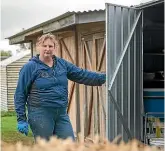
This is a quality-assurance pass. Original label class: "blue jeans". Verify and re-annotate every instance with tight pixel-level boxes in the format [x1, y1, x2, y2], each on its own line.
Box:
[27, 106, 75, 141]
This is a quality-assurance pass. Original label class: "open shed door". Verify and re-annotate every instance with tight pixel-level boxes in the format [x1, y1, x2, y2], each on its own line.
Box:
[106, 4, 143, 141]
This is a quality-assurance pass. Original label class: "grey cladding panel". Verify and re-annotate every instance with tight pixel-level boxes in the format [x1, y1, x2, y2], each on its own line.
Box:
[106, 4, 143, 141]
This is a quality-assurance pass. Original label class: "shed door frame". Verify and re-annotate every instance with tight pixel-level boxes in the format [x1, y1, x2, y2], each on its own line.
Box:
[106, 3, 143, 141]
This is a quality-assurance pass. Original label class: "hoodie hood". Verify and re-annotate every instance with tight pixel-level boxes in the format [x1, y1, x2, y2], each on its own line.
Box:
[29, 55, 41, 64]
[29, 54, 56, 67]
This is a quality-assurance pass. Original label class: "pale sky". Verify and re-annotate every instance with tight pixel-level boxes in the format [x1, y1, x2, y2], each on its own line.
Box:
[1, 0, 148, 53]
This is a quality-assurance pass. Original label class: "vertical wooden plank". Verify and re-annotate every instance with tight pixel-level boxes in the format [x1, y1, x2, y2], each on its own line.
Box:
[84, 41, 92, 70]
[74, 28, 80, 139]
[87, 87, 93, 136]
[97, 39, 106, 71]
[60, 38, 74, 64]
[92, 37, 98, 136]
[80, 38, 85, 141]
[84, 43, 88, 138]
[98, 86, 106, 137]
[58, 33, 77, 138]
[59, 39, 63, 58]
[67, 82, 75, 113]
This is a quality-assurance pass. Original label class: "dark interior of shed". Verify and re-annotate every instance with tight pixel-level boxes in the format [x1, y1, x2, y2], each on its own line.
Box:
[143, 3, 164, 143]
[143, 3, 164, 88]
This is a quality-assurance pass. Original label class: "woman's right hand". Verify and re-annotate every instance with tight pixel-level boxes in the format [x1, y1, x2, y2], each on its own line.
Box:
[17, 121, 29, 136]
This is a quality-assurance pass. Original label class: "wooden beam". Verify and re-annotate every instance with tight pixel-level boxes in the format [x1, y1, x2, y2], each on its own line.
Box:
[87, 87, 93, 135]
[43, 14, 75, 33]
[67, 82, 75, 113]
[98, 86, 106, 137]
[9, 35, 25, 44]
[60, 38, 74, 63]
[97, 38, 105, 71]
[98, 87, 106, 118]
[84, 41, 92, 70]
[92, 38, 99, 135]
[74, 27, 81, 135]
[58, 39, 63, 58]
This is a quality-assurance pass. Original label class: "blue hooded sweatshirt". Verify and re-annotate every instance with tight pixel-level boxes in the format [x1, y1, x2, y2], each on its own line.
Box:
[14, 55, 106, 122]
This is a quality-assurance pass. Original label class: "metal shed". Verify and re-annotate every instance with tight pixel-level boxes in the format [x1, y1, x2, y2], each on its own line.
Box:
[7, 0, 164, 142]
[106, 0, 164, 142]
[1, 50, 31, 111]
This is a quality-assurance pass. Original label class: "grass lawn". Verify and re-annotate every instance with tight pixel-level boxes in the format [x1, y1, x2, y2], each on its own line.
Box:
[1, 113, 34, 145]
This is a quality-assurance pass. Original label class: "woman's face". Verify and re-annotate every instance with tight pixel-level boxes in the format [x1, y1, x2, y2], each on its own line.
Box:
[38, 38, 55, 59]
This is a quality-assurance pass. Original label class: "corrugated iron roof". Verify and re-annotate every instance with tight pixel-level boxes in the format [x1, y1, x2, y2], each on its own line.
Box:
[7, 0, 163, 39]
[7, 9, 105, 39]
[6, 12, 74, 39]
[69, 8, 105, 13]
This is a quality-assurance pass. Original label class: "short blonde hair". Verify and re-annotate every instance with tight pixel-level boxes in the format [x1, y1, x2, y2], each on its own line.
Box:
[36, 33, 57, 47]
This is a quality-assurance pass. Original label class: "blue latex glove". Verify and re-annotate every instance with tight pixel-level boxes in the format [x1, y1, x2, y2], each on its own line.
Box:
[17, 121, 29, 136]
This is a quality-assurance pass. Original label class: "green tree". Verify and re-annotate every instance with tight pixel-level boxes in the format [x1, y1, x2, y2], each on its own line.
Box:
[0, 50, 12, 57]
[0, 50, 12, 61]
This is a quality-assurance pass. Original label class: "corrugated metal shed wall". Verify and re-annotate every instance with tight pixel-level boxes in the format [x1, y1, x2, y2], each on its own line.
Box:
[106, 4, 143, 141]
[1, 53, 31, 111]
[7, 54, 31, 111]
[1, 67, 8, 111]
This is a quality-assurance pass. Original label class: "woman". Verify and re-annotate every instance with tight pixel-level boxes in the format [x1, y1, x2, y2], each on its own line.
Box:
[14, 33, 106, 141]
